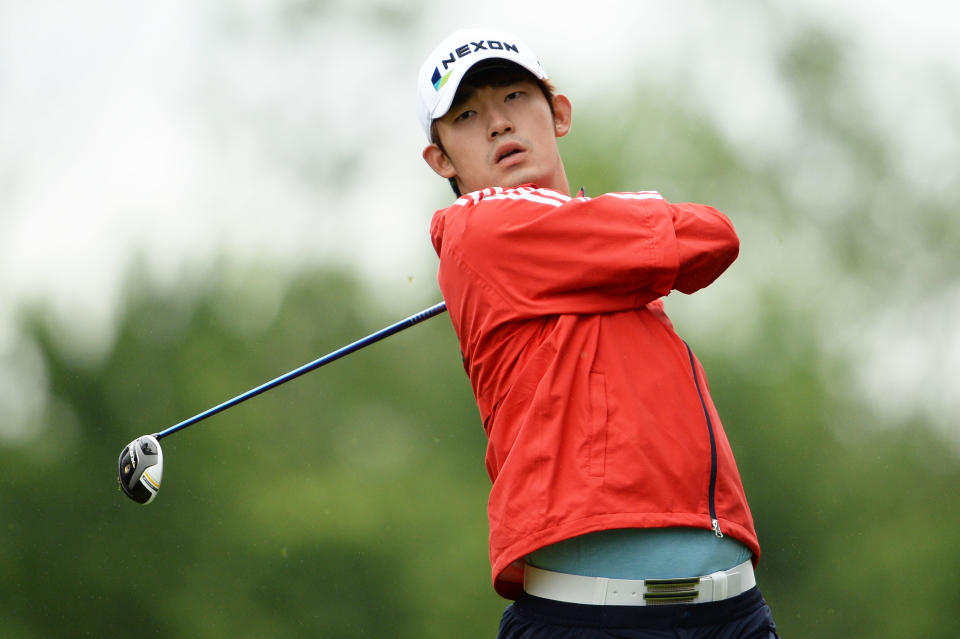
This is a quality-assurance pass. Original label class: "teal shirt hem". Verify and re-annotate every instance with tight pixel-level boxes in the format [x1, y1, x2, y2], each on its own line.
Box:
[526, 527, 753, 579]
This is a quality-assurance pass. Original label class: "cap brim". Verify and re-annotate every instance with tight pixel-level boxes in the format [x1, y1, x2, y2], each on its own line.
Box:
[429, 57, 545, 126]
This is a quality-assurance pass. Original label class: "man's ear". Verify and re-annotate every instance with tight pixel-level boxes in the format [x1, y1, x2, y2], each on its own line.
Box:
[552, 94, 572, 138]
[422, 144, 457, 179]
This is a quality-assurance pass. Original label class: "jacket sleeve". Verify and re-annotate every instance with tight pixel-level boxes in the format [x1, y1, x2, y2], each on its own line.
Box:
[669, 201, 740, 294]
[439, 190, 738, 318]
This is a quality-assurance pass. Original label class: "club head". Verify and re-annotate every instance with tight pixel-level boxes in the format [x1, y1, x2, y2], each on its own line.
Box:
[117, 435, 164, 504]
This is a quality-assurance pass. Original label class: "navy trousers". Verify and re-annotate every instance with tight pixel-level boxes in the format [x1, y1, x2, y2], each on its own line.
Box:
[497, 587, 780, 638]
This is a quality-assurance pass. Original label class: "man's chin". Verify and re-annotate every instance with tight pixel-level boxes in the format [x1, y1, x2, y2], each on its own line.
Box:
[498, 168, 542, 190]
[461, 169, 548, 193]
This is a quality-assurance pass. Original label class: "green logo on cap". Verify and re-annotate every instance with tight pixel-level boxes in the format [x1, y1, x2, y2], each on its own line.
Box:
[432, 68, 453, 91]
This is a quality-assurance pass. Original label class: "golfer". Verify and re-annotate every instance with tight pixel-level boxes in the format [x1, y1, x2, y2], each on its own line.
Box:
[419, 29, 779, 638]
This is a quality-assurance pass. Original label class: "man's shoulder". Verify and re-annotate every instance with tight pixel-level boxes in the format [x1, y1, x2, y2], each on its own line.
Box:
[451, 184, 571, 209]
[431, 185, 569, 252]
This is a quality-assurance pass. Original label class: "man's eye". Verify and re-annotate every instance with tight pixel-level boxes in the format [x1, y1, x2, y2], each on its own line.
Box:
[505, 91, 523, 102]
[455, 110, 475, 122]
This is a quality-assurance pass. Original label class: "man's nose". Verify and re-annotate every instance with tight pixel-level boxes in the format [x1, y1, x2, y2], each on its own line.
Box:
[487, 108, 513, 139]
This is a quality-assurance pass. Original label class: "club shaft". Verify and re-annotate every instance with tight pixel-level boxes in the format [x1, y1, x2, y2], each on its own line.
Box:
[154, 301, 447, 440]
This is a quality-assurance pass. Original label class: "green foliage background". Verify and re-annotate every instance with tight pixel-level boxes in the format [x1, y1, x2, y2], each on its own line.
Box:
[2, 7, 958, 639]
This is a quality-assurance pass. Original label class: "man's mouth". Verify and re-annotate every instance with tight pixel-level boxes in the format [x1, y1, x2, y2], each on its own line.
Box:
[495, 143, 526, 165]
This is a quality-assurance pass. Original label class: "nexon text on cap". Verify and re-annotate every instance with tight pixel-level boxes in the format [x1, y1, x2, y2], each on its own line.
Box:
[417, 28, 548, 140]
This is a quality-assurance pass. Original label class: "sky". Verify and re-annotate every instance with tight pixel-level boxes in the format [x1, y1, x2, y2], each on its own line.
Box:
[1, 0, 958, 440]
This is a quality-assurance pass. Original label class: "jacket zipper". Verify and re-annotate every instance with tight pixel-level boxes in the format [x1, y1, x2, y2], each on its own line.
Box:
[684, 342, 724, 538]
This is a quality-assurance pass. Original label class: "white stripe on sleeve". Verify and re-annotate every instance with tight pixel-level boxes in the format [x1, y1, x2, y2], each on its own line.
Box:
[484, 191, 565, 208]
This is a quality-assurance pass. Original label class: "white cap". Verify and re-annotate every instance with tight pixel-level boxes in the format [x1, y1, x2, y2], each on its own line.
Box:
[417, 28, 548, 140]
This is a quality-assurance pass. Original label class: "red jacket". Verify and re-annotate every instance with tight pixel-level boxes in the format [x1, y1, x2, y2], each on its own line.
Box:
[429, 185, 759, 599]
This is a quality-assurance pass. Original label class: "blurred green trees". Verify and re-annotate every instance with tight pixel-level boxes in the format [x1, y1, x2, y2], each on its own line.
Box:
[1, 259, 956, 637]
[2, 266, 504, 638]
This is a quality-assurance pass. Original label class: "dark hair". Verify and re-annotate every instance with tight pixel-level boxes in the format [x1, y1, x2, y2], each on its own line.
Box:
[430, 62, 557, 197]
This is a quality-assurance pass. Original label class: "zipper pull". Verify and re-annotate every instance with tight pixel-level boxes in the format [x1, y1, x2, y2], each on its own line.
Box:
[712, 518, 724, 538]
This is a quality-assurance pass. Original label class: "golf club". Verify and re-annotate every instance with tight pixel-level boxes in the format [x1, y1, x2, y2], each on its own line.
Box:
[117, 301, 447, 504]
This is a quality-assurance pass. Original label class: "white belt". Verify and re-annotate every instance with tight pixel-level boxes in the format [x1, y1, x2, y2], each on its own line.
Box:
[523, 559, 756, 606]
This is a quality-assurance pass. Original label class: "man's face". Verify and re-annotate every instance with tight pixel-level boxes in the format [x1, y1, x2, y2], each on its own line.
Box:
[423, 77, 572, 195]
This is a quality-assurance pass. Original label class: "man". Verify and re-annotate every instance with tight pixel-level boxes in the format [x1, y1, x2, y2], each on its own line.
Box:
[418, 28, 779, 638]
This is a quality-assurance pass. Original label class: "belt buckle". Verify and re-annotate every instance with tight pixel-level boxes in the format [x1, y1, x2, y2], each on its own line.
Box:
[642, 577, 701, 605]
